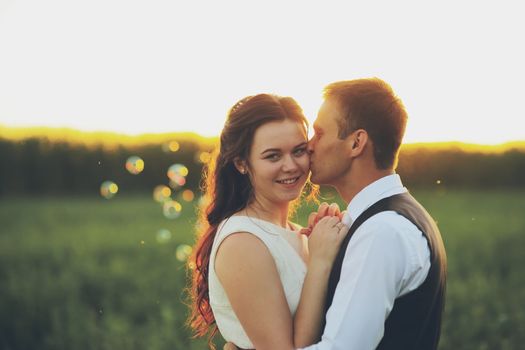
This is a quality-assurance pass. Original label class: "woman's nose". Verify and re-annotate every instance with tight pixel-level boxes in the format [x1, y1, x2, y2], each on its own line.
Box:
[282, 154, 299, 172]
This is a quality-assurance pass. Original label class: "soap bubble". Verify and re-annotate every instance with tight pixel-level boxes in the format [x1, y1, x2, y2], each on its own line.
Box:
[153, 185, 172, 203]
[125, 156, 144, 175]
[162, 141, 180, 153]
[195, 151, 212, 164]
[176, 244, 193, 262]
[163, 200, 182, 219]
[156, 229, 172, 243]
[168, 164, 188, 180]
[100, 181, 118, 199]
[169, 176, 186, 189]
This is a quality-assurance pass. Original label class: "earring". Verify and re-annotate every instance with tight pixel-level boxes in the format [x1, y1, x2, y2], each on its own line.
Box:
[240, 168, 246, 174]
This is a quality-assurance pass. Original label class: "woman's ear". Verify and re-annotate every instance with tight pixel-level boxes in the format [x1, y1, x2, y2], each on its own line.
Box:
[233, 158, 247, 174]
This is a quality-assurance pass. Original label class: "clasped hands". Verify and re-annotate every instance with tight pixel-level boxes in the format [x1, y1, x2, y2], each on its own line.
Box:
[299, 202, 346, 237]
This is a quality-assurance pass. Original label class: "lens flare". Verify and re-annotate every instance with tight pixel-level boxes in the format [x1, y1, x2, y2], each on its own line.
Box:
[125, 156, 144, 175]
[156, 229, 172, 243]
[176, 244, 193, 262]
[153, 185, 172, 202]
[100, 181, 118, 199]
[163, 200, 182, 219]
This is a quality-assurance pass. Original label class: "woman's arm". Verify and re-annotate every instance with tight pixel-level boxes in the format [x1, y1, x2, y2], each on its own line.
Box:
[216, 217, 348, 350]
[215, 232, 295, 350]
[293, 216, 349, 348]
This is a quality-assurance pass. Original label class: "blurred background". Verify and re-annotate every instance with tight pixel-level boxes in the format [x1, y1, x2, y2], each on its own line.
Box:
[1, 1, 525, 349]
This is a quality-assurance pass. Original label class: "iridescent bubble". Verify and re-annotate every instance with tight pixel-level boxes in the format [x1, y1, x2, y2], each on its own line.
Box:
[169, 176, 186, 189]
[167, 164, 189, 180]
[162, 140, 180, 153]
[126, 156, 144, 175]
[182, 189, 195, 202]
[156, 229, 172, 243]
[153, 185, 172, 203]
[195, 151, 212, 164]
[100, 181, 118, 199]
[163, 200, 182, 219]
[176, 244, 193, 262]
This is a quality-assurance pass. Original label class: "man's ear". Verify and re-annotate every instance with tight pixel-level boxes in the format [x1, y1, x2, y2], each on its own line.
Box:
[349, 129, 368, 157]
[233, 157, 247, 174]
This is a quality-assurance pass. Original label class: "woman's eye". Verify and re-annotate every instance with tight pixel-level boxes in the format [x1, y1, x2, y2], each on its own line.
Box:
[266, 154, 280, 161]
[293, 148, 307, 156]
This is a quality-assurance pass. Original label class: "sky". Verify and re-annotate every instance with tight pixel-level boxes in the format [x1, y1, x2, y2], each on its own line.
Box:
[0, 0, 523, 144]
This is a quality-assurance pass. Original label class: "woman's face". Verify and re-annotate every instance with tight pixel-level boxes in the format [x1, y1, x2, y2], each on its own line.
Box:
[245, 119, 310, 206]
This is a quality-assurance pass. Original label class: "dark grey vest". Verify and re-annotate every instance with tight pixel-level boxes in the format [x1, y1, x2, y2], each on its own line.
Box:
[324, 192, 447, 350]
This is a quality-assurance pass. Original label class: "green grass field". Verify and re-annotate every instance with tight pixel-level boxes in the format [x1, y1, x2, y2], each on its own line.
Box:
[1, 189, 524, 350]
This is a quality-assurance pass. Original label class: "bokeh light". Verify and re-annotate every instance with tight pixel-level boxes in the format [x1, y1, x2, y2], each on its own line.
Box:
[182, 189, 195, 202]
[100, 181, 118, 199]
[167, 163, 189, 189]
[168, 164, 188, 179]
[156, 229, 172, 243]
[195, 151, 212, 164]
[176, 244, 193, 262]
[163, 200, 182, 219]
[169, 177, 186, 189]
[162, 141, 180, 153]
[153, 185, 172, 203]
[125, 156, 144, 175]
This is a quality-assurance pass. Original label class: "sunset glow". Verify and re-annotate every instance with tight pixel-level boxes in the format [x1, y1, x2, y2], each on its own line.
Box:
[1, 1, 523, 145]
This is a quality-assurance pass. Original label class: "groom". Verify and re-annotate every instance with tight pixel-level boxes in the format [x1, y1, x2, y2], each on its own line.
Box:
[300, 77, 447, 349]
[227, 78, 447, 349]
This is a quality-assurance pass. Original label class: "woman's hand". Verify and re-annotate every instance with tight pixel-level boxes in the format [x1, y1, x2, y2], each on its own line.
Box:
[307, 216, 349, 267]
[300, 202, 346, 236]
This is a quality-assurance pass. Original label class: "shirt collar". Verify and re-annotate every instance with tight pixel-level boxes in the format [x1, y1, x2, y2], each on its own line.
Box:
[341, 174, 407, 226]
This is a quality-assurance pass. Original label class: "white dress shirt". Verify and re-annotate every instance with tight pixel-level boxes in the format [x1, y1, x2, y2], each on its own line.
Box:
[301, 174, 431, 350]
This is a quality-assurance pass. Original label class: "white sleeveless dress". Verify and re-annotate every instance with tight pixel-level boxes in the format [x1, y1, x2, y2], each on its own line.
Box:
[208, 216, 307, 349]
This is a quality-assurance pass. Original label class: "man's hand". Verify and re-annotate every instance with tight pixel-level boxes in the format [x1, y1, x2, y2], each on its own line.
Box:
[300, 202, 344, 236]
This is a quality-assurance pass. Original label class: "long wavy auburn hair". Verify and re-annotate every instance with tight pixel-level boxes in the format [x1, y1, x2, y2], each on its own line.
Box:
[186, 93, 312, 348]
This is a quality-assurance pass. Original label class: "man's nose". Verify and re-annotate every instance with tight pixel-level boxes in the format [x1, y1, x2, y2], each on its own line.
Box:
[307, 138, 315, 154]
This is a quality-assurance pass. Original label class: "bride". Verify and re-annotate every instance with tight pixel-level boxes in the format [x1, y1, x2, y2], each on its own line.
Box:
[188, 93, 347, 349]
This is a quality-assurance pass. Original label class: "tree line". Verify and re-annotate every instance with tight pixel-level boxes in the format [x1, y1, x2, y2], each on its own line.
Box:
[0, 137, 524, 196]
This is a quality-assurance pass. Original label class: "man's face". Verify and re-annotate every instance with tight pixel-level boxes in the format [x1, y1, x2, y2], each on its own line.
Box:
[308, 98, 352, 185]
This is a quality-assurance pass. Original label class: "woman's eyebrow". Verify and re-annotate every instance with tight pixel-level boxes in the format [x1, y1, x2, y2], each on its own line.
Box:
[293, 142, 308, 149]
[261, 148, 281, 155]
